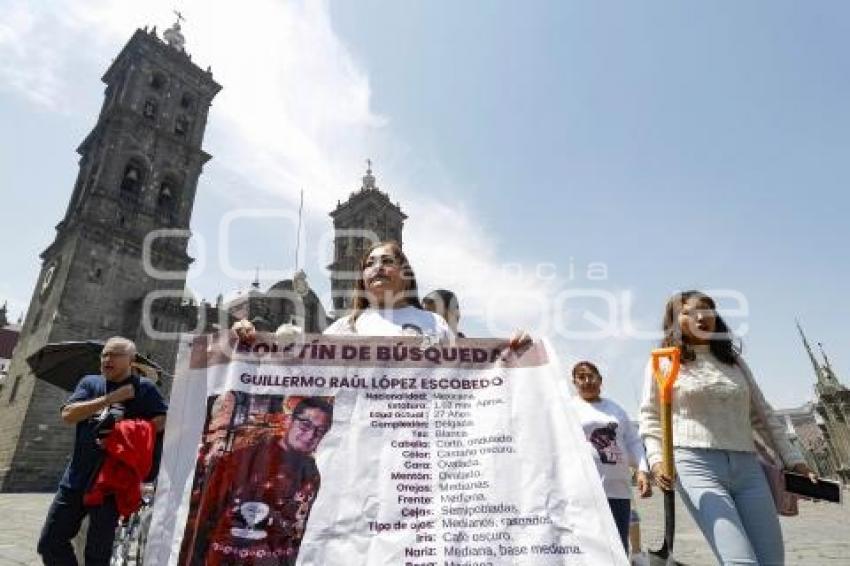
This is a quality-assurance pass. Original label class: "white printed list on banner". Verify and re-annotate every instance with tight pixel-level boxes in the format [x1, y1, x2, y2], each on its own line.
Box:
[144, 333, 628, 566]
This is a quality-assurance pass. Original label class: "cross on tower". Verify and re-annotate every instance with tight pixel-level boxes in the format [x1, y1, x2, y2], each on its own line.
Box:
[174, 9, 186, 23]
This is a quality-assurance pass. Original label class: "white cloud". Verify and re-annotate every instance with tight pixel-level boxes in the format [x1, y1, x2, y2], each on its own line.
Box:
[0, 0, 383, 203]
[404, 198, 560, 335]
[0, 3, 66, 108]
[0, 0, 558, 338]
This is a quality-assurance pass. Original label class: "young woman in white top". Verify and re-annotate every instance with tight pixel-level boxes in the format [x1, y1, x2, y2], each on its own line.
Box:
[233, 241, 531, 345]
[324, 241, 453, 340]
[231, 241, 452, 341]
[639, 290, 816, 565]
[323, 241, 533, 346]
[570, 361, 652, 554]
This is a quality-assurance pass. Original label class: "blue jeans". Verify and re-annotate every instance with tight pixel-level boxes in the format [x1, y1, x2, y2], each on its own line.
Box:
[675, 447, 784, 565]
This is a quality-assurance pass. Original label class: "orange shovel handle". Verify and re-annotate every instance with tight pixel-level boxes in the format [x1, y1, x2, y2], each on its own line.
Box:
[652, 346, 681, 404]
[651, 346, 681, 483]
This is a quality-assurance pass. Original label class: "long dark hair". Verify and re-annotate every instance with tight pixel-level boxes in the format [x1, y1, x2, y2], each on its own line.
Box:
[661, 290, 739, 365]
[350, 240, 422, 326]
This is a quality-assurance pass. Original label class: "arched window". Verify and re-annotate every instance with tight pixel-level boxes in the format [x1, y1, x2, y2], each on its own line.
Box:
[180, 92, 195, 110]
[150, 72, 166, 90]
[157, 178, 178, 210]
[143, 99, 157, 119]
[88, 265, 103, 283]
[120, 162, 144, 193]
[174, 115, 190, 136]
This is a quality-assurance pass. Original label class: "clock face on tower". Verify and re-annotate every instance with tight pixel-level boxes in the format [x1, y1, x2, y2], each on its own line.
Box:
[40, 258, 60, 299]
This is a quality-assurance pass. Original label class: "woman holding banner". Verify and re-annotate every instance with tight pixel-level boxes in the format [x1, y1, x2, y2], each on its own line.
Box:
[570, 361, 652, 554]
[233, 241, 529, 346]
[639, 290, 816, 565]
[324, 241, 454, 340]
[232, 240, 533, 364]
[323, 241, 529, 347]
[232, 242, 452, 340]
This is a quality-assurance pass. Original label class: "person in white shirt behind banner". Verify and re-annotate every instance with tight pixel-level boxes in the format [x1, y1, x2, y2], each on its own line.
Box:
[569, 361, 652, 555]
[423, 289, 466, 338]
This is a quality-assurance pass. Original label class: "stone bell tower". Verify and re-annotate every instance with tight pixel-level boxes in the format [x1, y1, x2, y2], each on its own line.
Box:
[0, 21, 220, 491]
[328, 163, 407, 315]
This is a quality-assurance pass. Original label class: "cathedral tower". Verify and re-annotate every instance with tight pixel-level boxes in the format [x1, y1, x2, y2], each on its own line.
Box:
[0, 22, 220, 491]
[328, 163, 407, 315]
[797, 321, 850, 483]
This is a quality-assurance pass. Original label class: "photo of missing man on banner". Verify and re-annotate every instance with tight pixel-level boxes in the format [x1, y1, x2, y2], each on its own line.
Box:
[178, 393, 334, 566]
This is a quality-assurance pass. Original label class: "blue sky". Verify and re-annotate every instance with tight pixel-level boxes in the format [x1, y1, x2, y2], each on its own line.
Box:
[1, 1, 848, 412]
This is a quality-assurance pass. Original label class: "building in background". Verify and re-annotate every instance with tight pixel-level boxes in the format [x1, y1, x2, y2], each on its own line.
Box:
[779, 323, 850, 484]
[0, 23, 404, 492]
[0, 304, 21, 395]
[0, 21, 221, 491]
[774, 403, 835, 479]
[328, 162, 406, 315]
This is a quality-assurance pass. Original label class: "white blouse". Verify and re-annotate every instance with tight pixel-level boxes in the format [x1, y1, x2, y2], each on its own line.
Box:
[639, 345, 804, 468]
[324, 306, 454, 342]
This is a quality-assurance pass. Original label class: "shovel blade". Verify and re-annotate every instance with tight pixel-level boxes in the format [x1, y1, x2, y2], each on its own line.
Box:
[648, 490, 682, 565]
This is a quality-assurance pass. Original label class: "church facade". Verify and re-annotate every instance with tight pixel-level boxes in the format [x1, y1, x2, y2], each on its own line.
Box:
[775, 324, 850, 484]
[0, 24, 404, 491]
[0, 304, 21, 389]
[0, 23, 220, 491]
[790, 323, 850, 483]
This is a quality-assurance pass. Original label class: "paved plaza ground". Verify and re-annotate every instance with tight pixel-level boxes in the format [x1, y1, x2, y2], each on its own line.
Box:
[634, 490, 850, 565]
[0, 490, 847, 565]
